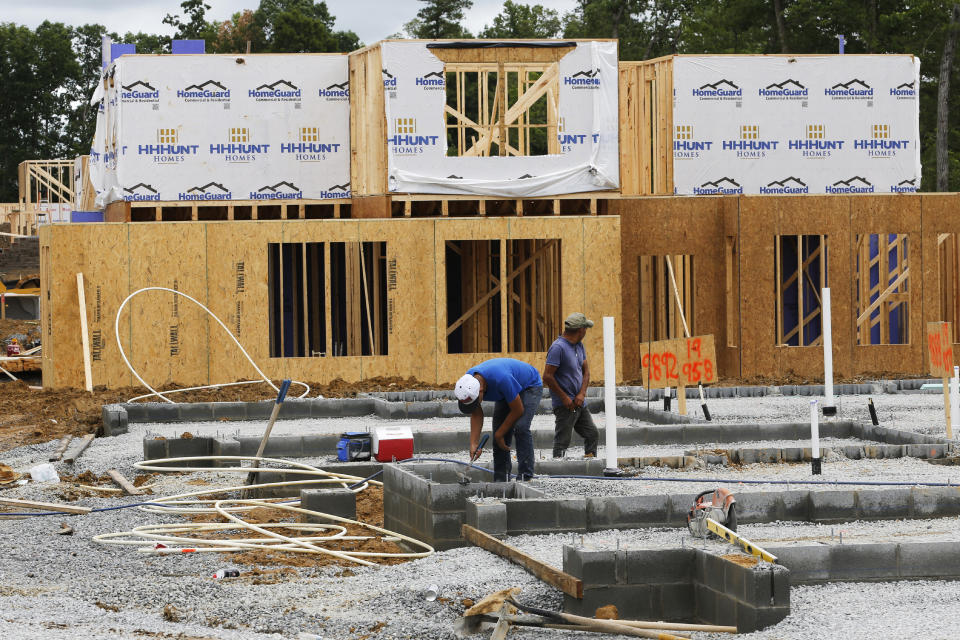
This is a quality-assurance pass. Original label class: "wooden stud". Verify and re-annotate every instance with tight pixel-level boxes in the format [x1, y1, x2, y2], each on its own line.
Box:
[106, 469, 143, 496]
[0, 498, 91, 515]
[76, 272, 93, 392]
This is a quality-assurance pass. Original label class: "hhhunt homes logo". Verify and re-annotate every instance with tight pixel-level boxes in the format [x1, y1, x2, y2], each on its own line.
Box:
[123, 183, 160, 202]
[760, 177, 809, 195]
[890, 80, 916, 99]
[855, 124, 910, 158]
[282, 127, 342, 161]
[250, 181, 302, 200]
[178, 79, 230, 102]
[388, 117, 438, 154]
[890, 178, 918, 193]
[249, 80, 301, 102]
[179, 182, 231, 201]
[825, 78, 873, 100]
[788, 124, 844, 158]
[416, 71, 445, 90]
[322, 181, 350, 199]
[121, 80, 159, 103]
[759, 79, 808, 100]
[673, 124, 712, 159]
[382, 68, 397, 90]
[826, 176, 874, 194]
[693, 79, 742, 101]
[565, 68, 600, 89]
[723, 124, 778, 158]
[693, 177, 743, 195]
[210, 127, 269, 162]
[319, 80, 349, 100]
[137, 128, 199, 163]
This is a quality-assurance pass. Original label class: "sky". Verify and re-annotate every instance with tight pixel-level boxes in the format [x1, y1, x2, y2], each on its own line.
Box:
[0, 0, 580, 44]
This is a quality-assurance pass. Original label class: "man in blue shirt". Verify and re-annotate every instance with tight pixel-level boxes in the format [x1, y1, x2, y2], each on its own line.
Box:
[455, 358, 543, 481]
[543, 312, 599, 458]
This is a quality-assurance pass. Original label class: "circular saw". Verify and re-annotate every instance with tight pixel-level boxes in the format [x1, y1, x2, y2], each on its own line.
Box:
[687, 488, 737, 538]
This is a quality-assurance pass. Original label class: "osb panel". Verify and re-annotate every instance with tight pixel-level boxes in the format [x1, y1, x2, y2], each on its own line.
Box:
[82, 224, 131, 388]
[126, 223, 210, 387]
[618, 197, 725, 381]
[582, 216, 622, 383]
[41, 226, 82, 388]
[720, 196, 741, 377]
[921, 194, 960, 372]
[203, 221, 274, 385]
[850, 195, 923, 374]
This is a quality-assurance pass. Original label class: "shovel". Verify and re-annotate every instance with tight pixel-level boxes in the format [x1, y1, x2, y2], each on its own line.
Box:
[245, 379, 292, 488]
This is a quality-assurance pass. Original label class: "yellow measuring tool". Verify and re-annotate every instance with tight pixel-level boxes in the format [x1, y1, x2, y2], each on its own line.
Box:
[707, 518, 778, 563]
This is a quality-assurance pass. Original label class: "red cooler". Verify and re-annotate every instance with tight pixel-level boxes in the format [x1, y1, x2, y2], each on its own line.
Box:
[372, 426, 414, 462]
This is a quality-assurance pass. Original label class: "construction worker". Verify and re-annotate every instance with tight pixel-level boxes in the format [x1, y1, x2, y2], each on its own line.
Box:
[543, 312, 599, 458]
[456, 358, 543, 481]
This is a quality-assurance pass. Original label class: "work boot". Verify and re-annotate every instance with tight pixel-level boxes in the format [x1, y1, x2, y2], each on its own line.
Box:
[552, 448, 566, 458]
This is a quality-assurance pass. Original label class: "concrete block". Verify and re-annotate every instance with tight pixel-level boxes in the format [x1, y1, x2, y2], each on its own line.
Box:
[179, 403, 215, 421]
[505, 499, 560, 532]
[130, 402, 180, 422]
[643, 425, 684, 445]
[311, 399, 343, 418]
[754, 605, 790, 631]
[722, 423, 761, 443]
[374, 398, 407, 419]
[142, 437, 167, 460]
[626, 548, 694, 584]
[440, 401, 463, 418]
[829, 543, 898, 581]
[556, 498, 588, 532]
[465, 501, 507, 536]
[572, 585, 656, 620]
[342, 398, 376, 417]
[857, 488, 912, 519]
[912, 486, 960, 518]
[427, 511, 465, 540]
[211, 438, 241, 466]
[738, 448, 758, 465]
[809, 490, 857, 523]
[782, 447, 803, 463]
[656, 583, 695, 621]
[898, 541, 960, 578]
[427, 482, 468, 512]
[587, 495, 670, 530]
[760, 423, 799, 440]
[245, 401, 273, 419]
[101, 406, 129, 436]
[778, 490, 812, 521]
[565, 548, 617, 584]
[211, 402, 247, 421]
[769, 545, 830, 583]
[302, 434, 336, 456]
[736, 492, 779, 523]
[756, 447, 782, 464]
[300, 488, 356, 522]
[693, 583, 718, 625]
[407, 402, 442, 419]
[681, 424, 722, 443]
[166, 436, 212, 461]
[261, 436, 304, 458]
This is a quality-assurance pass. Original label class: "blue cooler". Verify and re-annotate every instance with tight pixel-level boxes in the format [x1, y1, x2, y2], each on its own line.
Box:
[336, 432, 372, 462]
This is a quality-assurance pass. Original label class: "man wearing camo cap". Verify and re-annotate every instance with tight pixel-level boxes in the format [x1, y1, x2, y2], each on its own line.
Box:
[543, 312, 599, 458]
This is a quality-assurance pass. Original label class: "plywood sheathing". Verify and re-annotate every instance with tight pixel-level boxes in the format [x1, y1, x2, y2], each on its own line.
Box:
[922, 193, 960, 374]
[42, 216, 613, 389]
[850, 195, 922, 373]
[618, 197, 728, 382]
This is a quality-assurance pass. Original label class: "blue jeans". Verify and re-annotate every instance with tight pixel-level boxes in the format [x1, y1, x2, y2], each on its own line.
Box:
[491, 385, 541, 481]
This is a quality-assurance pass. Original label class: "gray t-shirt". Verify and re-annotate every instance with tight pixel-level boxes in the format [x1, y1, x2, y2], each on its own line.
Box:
[545, 336, 586, 409]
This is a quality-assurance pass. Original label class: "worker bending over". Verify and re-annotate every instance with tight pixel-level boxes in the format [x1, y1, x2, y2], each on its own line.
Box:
[455, 358, 543, 481]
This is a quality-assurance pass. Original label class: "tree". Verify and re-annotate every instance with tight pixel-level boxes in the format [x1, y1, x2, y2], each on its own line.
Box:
[480, 1, 562, 38]
[404, 0, 473, 39]
[254, 0, 359, 52]
[163, 0, 215, 41]
[937, 3, 960, 190]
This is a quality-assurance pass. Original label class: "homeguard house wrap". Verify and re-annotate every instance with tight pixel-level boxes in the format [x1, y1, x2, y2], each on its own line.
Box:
[35, 40, 953, 390]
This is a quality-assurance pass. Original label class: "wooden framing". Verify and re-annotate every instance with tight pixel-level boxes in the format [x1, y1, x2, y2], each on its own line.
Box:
[638, 254, 695, 343]
[40, 215, 619, 389]
[938, 233, 960, 342]
[774, 234, 827, 347]
[106, 198, 352, 223]
[618, 57, 673, 196]
[855, 233, 909, 345]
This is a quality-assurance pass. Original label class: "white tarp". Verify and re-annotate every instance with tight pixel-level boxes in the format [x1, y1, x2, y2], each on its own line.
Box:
[380, 41, 619, 197]
[672, 55, 921, 195]
[91, 54, 350, 206]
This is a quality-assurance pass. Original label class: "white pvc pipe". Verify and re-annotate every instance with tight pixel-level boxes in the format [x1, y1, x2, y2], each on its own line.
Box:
[810, 399, 820, 459]
[952, 366, 960, 430]
[603, 316, 618, 471]
[822, 288, 835, 411]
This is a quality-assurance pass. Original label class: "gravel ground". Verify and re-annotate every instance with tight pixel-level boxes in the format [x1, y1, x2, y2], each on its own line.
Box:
[3, 387, 960, 639]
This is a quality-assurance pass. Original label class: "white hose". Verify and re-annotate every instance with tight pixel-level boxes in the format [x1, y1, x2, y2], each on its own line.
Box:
[114, 286, 311, 403]
[94, 455, 434, 566]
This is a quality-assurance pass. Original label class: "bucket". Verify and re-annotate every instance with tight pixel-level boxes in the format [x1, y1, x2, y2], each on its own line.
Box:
[336, 432, 372, 462]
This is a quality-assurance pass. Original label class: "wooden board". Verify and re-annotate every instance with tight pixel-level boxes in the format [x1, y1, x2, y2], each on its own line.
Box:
[462, 524, 583, 599]
[639, 335, 717, 389]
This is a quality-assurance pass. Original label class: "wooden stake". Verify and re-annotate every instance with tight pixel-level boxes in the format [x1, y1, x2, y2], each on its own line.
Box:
[0, 498, 91, 514]
[677, 382, 687, 415]
[76, 273, 93, 392]
[462, 525, 583, 599]
[49, 435, 73, 462]
[106, 469, 143, 496]
[63, 433, 94, 464]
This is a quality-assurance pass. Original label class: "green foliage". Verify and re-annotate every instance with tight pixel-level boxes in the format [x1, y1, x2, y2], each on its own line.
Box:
[404, 0, 474, 39]
[479, 1, 562, 38]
